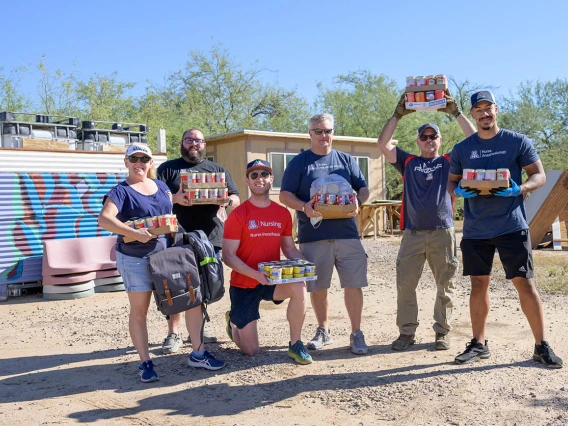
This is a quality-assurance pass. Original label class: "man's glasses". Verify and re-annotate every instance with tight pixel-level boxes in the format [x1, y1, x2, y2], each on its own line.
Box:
[248, 171, 271, 180]
[310, 128, 333, 135]
[419, 134, 439, 141]
[183, 138, 205, 145]
[127, 156, 151, 163]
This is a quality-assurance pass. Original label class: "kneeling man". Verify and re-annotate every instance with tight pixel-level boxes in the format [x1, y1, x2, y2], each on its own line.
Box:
[222, 159, 312, 365]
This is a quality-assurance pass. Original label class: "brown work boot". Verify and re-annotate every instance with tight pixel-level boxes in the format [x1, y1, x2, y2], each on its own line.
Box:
[435, 332, 450, 350]
[392, 334, 415, 351]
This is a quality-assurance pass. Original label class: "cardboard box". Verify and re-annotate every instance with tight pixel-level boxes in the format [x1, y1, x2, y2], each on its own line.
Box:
[267, 275, 318, 285]
[406, 83, 447, 92]
[461, 179, 509, 196]
[182, 182, 228, 190]
[405, 98, 446, 112]
[314, 202, 357, 219]
[188, 198, 230, 205]
[124, 224, 178, 243]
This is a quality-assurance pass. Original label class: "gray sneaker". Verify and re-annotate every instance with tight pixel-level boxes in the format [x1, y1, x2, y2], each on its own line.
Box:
[162, 333, 182, 354]
[435, 332, 450, 350]
[307, 327, 333, 350]
[350, 330, 368, 355]
[187, 328, 218, 344]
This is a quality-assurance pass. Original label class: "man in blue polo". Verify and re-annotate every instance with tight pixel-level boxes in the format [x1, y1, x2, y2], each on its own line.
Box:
[377, 92, 476, 351]
[280, 113, 370, 355]
[447, 90, 562, 368]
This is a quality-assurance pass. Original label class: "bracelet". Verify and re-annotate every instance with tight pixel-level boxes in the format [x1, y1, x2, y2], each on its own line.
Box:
[301, 202, 306, 213]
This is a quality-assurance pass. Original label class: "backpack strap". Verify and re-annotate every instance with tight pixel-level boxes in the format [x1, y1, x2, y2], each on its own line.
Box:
[163, 279, 173, 306]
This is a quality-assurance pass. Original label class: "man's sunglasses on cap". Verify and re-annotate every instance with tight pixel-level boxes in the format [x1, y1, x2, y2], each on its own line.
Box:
[419, 134, 439, 141]
[127, 155, 152, 163]
[249, 171, 271, 180]
[311, 128, 333, 135]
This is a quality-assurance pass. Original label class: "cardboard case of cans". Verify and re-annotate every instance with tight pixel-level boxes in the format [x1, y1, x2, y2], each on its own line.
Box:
[258, 259, 318, 284]
[180, 171, 230, 205]
[405, 74, 448, 112]
[313, 192, 357, 219]
[461, 168, 510, 195]
[123, 214, 178, 243]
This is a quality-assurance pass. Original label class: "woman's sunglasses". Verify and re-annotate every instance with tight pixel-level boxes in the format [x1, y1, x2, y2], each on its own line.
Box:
[248, 171, 271, 180]
[127, 155, 151, 163]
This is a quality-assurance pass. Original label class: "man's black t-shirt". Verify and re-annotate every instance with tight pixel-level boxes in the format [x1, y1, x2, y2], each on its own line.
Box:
[157, 158, 239, 249]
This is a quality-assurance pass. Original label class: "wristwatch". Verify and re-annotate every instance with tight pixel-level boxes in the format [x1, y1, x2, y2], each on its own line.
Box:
[227, 198, 233, 206]
[455, 110, 463, 118]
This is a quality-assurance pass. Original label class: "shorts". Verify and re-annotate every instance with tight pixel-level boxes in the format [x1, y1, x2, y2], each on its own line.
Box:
[116, 251, 155, 293]
[299, 239, 368, 292]
[229, 285, 284, 329]
[460, 229, 534, 279]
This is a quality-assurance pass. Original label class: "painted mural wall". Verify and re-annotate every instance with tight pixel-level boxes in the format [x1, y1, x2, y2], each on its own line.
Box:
[0, 172, 125, 288]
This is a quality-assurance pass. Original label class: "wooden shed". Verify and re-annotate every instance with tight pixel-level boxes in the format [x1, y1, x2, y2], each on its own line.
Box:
[204, 129, 386, 235]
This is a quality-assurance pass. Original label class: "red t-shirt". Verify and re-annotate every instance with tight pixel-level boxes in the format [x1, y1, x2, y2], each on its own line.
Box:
[223, 200, 293, 289]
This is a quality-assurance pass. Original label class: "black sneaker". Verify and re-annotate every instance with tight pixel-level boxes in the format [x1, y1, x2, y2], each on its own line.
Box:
[454, 338, 490, 364]
[533, 341, 563, 369]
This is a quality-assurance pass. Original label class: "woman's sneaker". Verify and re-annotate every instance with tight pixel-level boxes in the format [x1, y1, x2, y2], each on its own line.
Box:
[138, 360, 159, 383]
[288, 340, 313, 365]
[455, 338, 490, 364]
[188, 351, 226, 371]
[162, 333, 183, 354]
[533, 341, 563, 369]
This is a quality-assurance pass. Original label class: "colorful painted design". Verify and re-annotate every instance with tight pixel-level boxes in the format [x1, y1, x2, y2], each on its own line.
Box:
[0, 172, 125, 285]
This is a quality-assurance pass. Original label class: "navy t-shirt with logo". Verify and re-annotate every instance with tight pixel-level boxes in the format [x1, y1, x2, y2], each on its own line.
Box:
[280, 149, 367, 244]
[157, 158, 239, 249]
[449, 129, 539, 239]
[392, 147, 453, 231]
[105, 179, 172, 257]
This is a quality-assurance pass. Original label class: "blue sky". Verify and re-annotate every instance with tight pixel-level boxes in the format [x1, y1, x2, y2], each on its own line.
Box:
[3, 0, 567, 106]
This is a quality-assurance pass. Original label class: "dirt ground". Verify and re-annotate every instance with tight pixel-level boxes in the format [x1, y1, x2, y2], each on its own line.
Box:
[1, 235, 567, 426]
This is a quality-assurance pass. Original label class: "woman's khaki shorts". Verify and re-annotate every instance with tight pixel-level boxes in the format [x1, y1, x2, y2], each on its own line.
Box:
[299, 239, 368, 292]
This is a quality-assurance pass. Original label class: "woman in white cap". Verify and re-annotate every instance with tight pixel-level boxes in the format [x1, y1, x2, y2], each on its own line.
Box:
[99, 144, 226, 382]
[99, 144, 170, 382]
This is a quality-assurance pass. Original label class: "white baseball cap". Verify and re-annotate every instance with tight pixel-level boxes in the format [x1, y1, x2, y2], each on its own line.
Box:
[125, 144, 153, 158]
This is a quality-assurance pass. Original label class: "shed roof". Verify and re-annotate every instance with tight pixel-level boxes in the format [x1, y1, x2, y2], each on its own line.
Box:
[206, 129, 378, 144]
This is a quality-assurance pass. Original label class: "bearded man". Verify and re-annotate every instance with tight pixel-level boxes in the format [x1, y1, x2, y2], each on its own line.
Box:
[156, 128, 240, 354]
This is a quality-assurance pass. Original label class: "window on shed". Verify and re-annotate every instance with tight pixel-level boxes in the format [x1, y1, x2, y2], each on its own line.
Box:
[353, 156, 369, 183]
[271, 153, 296, 189]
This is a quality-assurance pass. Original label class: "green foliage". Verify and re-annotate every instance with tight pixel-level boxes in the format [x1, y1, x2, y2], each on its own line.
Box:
[1, 51, 566, 181]
[0, 66, 31, 112]
[75, 72, 136, 122]
[499, 79, 568, 171]
[165, 45, 310, 138]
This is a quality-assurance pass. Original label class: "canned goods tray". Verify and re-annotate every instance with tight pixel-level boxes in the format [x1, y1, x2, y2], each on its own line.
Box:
[405, 98, 446, 112]
[314, 202, 357, 219]
[267, 275, 318, 285]
[461, 179, 509, 196]
[183, 182, 228, 190]
[124, 224, 179, 243]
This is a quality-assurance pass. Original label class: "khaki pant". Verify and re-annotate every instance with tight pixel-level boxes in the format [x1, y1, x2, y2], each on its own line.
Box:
[396, 228, 458, 335]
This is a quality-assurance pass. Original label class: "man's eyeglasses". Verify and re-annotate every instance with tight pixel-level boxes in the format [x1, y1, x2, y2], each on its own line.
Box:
[183, 138, 205, 145]
[127, 155, 151, 163]
[248, 171, 271, 180]
[419, 134, 439, 141]
[310, 128, 333, 135]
